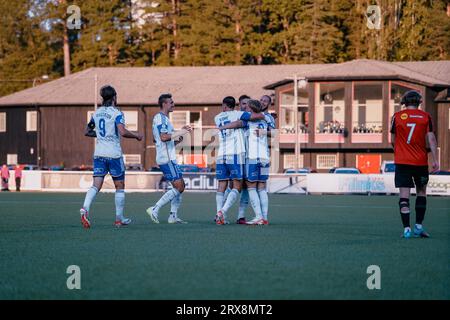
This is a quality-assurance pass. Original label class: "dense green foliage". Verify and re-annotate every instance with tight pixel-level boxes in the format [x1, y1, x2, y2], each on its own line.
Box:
[1, 0, 449, 96]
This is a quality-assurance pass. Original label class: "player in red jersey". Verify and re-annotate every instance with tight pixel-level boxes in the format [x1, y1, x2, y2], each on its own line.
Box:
[390, 91, 439, 238]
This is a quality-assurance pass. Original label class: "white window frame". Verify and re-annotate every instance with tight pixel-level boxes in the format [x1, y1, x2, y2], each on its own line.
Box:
[26, 111, 37, 132]
[170, 110, 202, 129]
[0, 112, 6, 132]
[7, 154, 18, 165]
[122, 111, 138, 131]
[123, 154, 141, 164]
[283, 153, 304, 169]
[316, 154, 338, 169]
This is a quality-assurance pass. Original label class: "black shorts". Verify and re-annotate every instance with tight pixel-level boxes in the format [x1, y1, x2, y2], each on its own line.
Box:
[394, 164, 429, 188]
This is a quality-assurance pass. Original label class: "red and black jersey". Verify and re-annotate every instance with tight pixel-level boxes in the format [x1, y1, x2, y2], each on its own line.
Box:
[390, 109, 433, 166]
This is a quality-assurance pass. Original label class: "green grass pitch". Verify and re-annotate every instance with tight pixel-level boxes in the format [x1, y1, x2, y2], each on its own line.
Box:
[0, 192, 448, 300]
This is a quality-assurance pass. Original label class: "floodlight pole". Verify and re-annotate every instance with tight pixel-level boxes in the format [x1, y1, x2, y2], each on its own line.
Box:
[94, 72, 98, 111]
[293, 74, 299, 171]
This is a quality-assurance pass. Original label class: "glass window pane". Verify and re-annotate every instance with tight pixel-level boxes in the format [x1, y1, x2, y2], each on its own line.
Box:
[352, 83, 383, 134]
[315, 83, 345, 134]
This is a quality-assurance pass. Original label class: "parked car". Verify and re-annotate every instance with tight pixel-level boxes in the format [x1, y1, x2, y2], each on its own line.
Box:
[178, 164, 201, 173]
[126, 164, 143, 171]
[284, 168, 311, 174]
[23, 164, 39, 170]
[430, 170, 450, 175]
[332, 167, 361, 174]
[380, 161, 395, 174]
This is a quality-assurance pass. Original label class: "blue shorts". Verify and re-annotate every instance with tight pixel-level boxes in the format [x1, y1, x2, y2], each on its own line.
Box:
[216, 163, 244, 180]
[159, 161, 183, 182]
[93, 157, 125, 181]
[246, 162, 270, 182]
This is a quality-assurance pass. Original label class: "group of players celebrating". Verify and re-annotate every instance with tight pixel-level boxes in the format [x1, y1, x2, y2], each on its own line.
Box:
[79, 85, 439, 238]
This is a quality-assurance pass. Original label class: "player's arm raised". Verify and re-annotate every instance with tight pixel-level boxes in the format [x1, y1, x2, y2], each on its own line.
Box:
[117, 123, 143, 141]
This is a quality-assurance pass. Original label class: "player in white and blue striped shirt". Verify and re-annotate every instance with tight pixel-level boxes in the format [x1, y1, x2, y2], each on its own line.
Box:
[146, 94, 192, 224]
[214, 96, 265, 225]
[80, 85, 143, 229]
[218, 99, 273, 225]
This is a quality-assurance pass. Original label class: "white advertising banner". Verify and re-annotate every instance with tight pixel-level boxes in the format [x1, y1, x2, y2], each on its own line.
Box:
[6, 170, 42, 191]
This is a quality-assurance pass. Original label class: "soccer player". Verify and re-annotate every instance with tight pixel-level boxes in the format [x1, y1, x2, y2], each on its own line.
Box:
[214, 96, 264, 225]
[218, 99, 270, 225]
[258, 95, 276, 223]
[146, 93, 192, 224]
[236, 95, 251, 224]
[80, 85, 143, 229]
[390, 90, 439, 238]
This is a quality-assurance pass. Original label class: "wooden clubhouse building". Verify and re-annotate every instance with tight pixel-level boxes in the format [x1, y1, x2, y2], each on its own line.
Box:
[0, 59, 449, 172]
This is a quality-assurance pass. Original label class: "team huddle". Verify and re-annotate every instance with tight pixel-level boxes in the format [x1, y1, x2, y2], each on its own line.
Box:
[79, 86, 276, 228]
[79, 86, 439, 238]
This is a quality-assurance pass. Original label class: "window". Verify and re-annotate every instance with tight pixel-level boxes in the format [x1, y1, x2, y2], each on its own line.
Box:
[315, 83, 346, 143]
[123, 111, 138, 131]
[170, 111, 202, 129]
[123, 154, 141, 164]
[0, 112, 6, 132]
[280, 89, 309, 134]
[283, 153, 304, 169]
[316, 154, 337, 169]
[7, 154, 17, 165]
[26, 111, 37, 131]
[352, 82, 383, 143]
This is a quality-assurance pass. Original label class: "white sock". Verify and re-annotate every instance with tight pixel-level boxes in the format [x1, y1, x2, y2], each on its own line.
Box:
[248, 188, 263, 219]
[155, 188, 180, 213]
[404, 227, 411, 232]
[170, 193, 182, 217]
[258, 188, 268, 220]
[216, 192, 224, 212]
[238, 188, 249, 219]
[223, 187, 231, 206]
[115, 189, 125, 219]
[415, 224, 422, 229]
[82, 186, 98, 212]
[221, 189, 239, 214]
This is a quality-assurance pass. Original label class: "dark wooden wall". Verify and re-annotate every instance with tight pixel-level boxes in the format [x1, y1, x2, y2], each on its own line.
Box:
[39, 104, 223, 169]
[0, 107, 37, 165]
[437, 103, 449, 171]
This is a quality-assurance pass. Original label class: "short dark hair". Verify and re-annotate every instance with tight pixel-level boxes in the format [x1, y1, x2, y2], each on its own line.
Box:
[401, 90, 422, 107]
[100, 85, 117, 106]
[239, 95, 251, 102]
[261, 94, 272, 104]
[248, 99, 262, 113]
[158, 93, 172, 108]
[222, 96, 236, 109]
